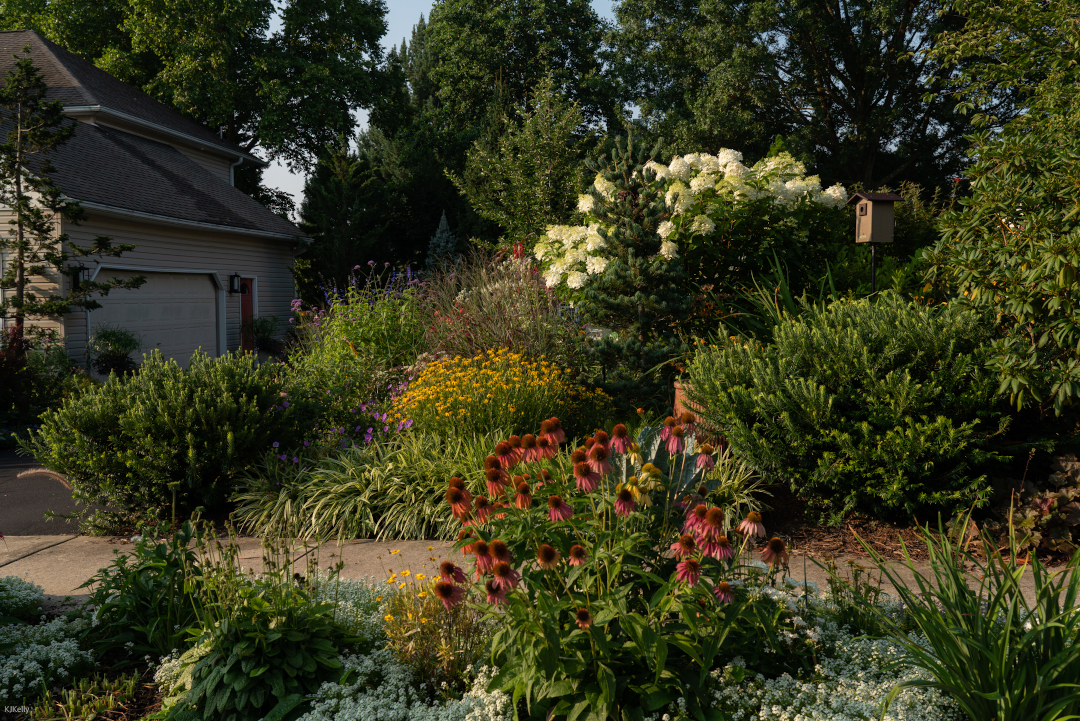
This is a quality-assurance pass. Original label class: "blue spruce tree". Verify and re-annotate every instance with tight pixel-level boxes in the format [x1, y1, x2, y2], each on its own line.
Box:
[426, 210, 458, 267]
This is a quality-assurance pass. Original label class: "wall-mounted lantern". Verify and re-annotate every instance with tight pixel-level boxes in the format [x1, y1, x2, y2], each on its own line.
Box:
[72, 264, 91, 289]
[229, 273, 242, 294]
[847, 192, 903, 293]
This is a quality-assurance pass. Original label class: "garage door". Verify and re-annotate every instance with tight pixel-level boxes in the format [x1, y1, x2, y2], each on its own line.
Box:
[88, 270, 218, 368]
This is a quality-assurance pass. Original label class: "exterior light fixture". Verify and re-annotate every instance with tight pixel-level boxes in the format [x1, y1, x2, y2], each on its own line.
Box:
[229, 273, 241, 294]
[847, 192, 903, 294]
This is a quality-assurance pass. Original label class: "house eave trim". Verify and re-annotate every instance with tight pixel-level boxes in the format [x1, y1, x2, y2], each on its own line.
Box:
[76, 200, 309, 242]
[63, 105, 265, 167]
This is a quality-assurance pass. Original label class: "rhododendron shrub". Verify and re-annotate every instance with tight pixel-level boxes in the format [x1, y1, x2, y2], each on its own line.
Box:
[439, 416, 811, 719]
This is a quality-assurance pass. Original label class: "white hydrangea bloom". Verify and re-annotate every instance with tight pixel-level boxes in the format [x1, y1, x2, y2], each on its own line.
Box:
[716, 148, 744, 170]
[585, 230, 606, 252]
[542, 268, 564, 287]
[533, 242, 550, 261]
[566, 271, 587, 289]
[667, 156, 694, 181]
[644, 160, 669, 181]
[657, 220, 675, 238]
[690, 173, 718, 194]
[665, 182, 694, 215]
[593, 173, 616, 200]
[659, 240, 679, 259]
[823, 183, 848, 207]
[690, 214, 716, 235]
[585, 256, 609, 275]
[577, 194, 595, 214]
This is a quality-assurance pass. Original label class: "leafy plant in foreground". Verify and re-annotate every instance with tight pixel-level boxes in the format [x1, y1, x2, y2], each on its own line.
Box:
[852, 514, 1080, 721]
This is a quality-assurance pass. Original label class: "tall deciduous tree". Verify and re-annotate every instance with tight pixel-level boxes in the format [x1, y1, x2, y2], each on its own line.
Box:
[0, 0, 388, 170]
[610, 0, 1009, 188]
[449, 75, 586, 245]
[0, 46, 143, 347]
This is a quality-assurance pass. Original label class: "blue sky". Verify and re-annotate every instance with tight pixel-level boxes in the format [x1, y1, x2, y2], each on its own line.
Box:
[263, 0, 618, 210]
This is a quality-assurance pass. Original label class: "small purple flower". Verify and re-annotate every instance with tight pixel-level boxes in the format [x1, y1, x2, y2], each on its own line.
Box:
[278, 454, 287, 461]
[292, 457, 299, 463]
[272, 442, 279, 448]
[354, 265, 361, 269]
[367, 260, 375, 266]
[303, 440, 310, 447]
[282, 401, 289, 408]
[383, 425, 389, 432]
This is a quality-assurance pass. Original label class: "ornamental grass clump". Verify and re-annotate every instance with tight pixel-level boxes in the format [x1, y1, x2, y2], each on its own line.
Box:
[389, 347, 611, 438]
[437, 416, 800, 720]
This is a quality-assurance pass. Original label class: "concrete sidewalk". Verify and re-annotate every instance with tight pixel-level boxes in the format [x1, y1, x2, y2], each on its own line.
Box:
[1, 533, 1070, 614]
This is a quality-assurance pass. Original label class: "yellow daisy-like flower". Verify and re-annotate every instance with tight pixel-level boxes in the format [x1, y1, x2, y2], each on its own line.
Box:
[384, 614, 394, 622]
[418, 591, 427, 598]
[401, 570, 410, 577]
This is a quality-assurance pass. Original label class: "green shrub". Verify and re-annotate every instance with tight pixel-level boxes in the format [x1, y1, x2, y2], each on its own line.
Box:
[22, 350, 316, 529]
[1, 327, 87, 449]
[232, 431, 501, 541]
[687, 292, 1009, 522]
[80, 521, 203, 661]
[87, 323, 142, 376]
[852, 516, 1080, 721]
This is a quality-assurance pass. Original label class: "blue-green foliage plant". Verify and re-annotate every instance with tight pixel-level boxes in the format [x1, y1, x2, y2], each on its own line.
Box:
[687, 292, 1009, 522]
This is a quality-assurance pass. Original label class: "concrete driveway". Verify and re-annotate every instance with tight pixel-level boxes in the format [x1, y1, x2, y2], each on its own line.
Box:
[0, 448, 82, 535]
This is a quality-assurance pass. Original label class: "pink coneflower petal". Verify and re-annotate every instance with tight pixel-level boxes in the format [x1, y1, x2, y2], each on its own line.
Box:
[548, 495, 573, 522]
[485, 579, 507, 605]
[439, 560, 467, 584]
[610, 424, 630, 454]
[737, 511, 766, 539]
[434, 581, 464, 611]
[695, 448, 715, 472]
[575, 607, 592, 630]
[676, 558, 701, 586]
[670, 533, 697, 559]
[489, 539, 512, 564]
[472, 540, 493, 574]
[660, 416, 677, 441]
[521, 434, 539, 463]
[536, 436, 556, 459]
[614, 488, 636, 517]
[761, 537, 789, 567]
[514, 481, 532, 509]
[593, 430, 611, 451]
[492, 561, 520, 590]
[494, 441, 519, 470]
[703, 507, 725, 542]
[474, 496, 493, 523]
[711, 535, 734, 561]
[446, 486, 471, 520]
[587, 444, 612, 476]
[458, 529, 476, 556]
[548, 417, 566, 445]
[507, 435, 524, 462]
[574, 461, 600, 493]
[713, 580, 733, 605]
[568, 544, 588, 566]
[666, 426, 685, 454]
[680, 411, 698, 436]
[537, 544, 560, 570]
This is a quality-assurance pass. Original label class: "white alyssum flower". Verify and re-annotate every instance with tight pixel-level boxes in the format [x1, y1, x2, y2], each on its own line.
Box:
[0, 616, 93, 701]
[657, 220, 676, 239]
[690, 215, 716, 235]
[0, 575, 44, 619]
[577, 194, 596, 214]
[659, 241, 679, 260]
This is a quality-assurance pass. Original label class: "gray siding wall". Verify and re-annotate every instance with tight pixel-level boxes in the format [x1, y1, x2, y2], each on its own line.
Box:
[0, 208, 66, 338]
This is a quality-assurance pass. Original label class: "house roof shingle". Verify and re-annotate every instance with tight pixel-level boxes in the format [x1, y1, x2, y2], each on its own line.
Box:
[0, 29, 256, 162]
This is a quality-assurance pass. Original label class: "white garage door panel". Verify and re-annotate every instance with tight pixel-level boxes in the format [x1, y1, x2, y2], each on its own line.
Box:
[89, 270, 218, 368]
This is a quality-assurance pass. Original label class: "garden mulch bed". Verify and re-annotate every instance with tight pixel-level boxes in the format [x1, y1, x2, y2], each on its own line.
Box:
[762, 485, 935, 562]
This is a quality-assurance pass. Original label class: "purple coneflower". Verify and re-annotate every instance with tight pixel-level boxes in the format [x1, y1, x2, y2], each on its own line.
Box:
[491, 561, 520, 591]
[666, 425, 686, 454]
[485, 578, 507, 605]
[695, 443, 715, 471]
[474, 496, 493, 524]
[494, 441, 518, 469]
[680, 411, 699, 436]
[670, 534, 697, 559]
[761, 537, 789, 567]
[458, 528, 476, 556]
[489, 539, 512, 565]
[544, 417, 566, 445]
[676, 558, 702, 586]
[485, 467, 507, 497]
[575, 607, 593, 630]
[507, 435, 523, 462]
[514, 481, 532, 509]
[573, 461, 600, 493]
[610, 424, 630, 454]
[711, 535, 734, 561]
[713, 581, 733, 605]
[593, 430, 611, 450]
[702, 507, 725, 542]
[548, 495, 573, 522]
[472, 540, 493, 574]
[684, 504, 708, 535]
[521, 434, 539, 463]
[536, 436, 556, 460]
[537, 544, 560, 570]
[434, 581, 464, 611]
[737, 511, 766, 539]
[446, 486, 471, 521]
[568, 544, 588, 566]
[439, 560, 466, 584]
[614, 488, 636, 517]
[660, 416, 677, 440]
[587, 444, 612, 476]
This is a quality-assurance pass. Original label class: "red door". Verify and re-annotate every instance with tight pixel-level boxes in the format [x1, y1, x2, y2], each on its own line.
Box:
[240, 278, 254, 352]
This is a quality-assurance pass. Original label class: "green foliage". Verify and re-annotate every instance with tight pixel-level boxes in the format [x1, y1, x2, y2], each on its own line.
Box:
[609, 0, 976, 188]
[577, 134, 692, 408]
[449, 74, 586, 246]
[240, 315, 283, 356]
[87, 323, 142, 376]
[0, 44, 144, 328]
[983, 454, 1080, 555]
[422, 255, 589, 374]
[31, 670, 142, 720]
[852, 515, 1080, 721]
[0, 327, 88, 449]
[686, 293, 1009, 522]
[22, 350, 314, 529]
[80, 521, 203, 661]
[425, 210, 458, 268]
[232, 431, 502, 541]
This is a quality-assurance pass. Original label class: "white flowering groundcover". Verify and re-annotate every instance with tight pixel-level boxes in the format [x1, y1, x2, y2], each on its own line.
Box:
[2, 571, 958, 720]
[534, 150, 847, 292]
